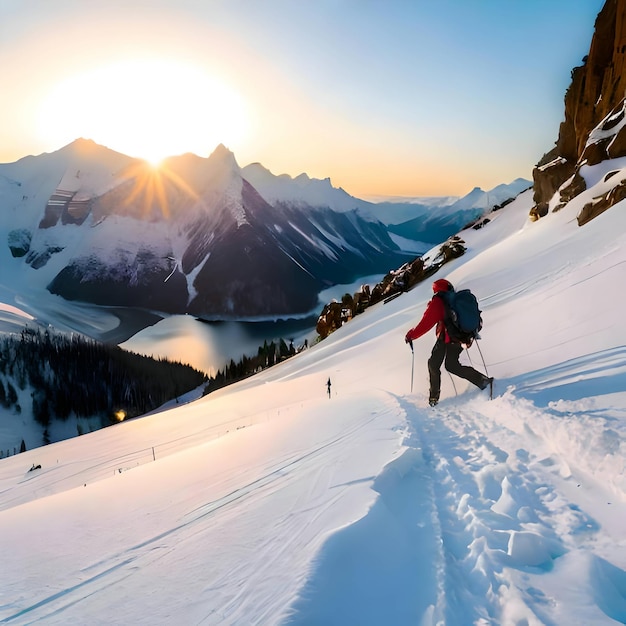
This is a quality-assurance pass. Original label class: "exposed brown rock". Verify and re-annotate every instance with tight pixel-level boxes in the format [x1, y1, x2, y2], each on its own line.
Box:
[530, 0, 626, 223]
[581, 136, 613, 165]
[608, 119, 626, 155]
[577, 178, 626, 224]
[565, 0, 626, 159]
[316, 300, 343, 339]
[532, 155, 576, 207]
[529, 203, 549, 221]
[559, 171, 587, 203]
[315, 236, 469, 340]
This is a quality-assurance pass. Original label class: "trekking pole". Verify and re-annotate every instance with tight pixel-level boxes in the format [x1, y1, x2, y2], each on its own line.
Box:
[409, 340, 414, 393]
[475, 340, 490, 377]
[447, 370, 458, 396]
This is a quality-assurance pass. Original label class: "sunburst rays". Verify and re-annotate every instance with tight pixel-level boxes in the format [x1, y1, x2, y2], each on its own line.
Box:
[121, 160, 200, 220]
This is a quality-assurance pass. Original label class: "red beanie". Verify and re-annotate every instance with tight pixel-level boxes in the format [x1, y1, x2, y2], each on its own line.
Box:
[432, 279, 453, 293]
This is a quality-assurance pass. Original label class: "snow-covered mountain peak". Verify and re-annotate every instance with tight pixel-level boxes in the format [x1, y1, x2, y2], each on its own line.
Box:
[63, 137, 106, 154]
[207, 143, 239, 169]
[57, 138, 132, 171]
[293, 172, 312, 184]
[242, 162, 372, 214]
[447, 179, 531, 213]
[190, 143, 241, 196]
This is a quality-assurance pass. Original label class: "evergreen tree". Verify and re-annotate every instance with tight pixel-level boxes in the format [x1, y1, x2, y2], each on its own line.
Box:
[279, 338, 289, 359]
[6, 382, 18, 407]
[33, 395, 50, 426]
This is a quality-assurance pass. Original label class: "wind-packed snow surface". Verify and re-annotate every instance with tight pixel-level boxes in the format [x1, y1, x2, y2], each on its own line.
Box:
[1, 173, 626, 624]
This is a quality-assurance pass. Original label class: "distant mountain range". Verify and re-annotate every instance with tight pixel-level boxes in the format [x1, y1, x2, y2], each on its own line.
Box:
[0, 139, 529, 318]
[384, 179, 532, 243]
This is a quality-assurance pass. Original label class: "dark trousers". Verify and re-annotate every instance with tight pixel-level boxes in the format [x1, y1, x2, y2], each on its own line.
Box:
[428, 337, 487, 401]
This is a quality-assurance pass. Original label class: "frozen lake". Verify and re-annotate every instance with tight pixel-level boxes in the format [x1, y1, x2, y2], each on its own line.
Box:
[0, 274, 385, 375]
[119, 274, 385, 374]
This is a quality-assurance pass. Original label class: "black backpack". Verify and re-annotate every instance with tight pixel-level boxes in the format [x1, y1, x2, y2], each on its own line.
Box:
[437, 289, 483, 345]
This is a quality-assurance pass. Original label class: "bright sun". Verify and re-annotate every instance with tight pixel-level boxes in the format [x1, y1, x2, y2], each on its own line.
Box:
[37, 59, 248, 164]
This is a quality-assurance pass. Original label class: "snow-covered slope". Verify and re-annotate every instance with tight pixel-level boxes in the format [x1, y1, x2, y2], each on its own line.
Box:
[0, 157, 625, 623]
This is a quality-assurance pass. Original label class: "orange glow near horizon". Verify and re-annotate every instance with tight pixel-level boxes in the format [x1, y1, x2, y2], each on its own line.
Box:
[119, 160, 200, 220]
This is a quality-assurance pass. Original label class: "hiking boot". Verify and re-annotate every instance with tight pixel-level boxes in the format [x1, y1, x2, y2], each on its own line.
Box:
[479, 376, 492, 389]
[482, 377, 494, 399]
[429, 397, 439, 407]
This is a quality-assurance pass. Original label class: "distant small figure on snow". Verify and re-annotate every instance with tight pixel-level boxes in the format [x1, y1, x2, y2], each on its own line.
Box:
[327, 377, 332, 399]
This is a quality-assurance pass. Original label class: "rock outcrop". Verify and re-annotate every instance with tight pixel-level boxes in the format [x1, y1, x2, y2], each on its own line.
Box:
[316, 236, 467, 340]
[531, 0, 626, 223]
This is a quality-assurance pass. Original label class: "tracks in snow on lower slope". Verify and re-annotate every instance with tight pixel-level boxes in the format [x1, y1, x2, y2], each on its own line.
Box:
[0, 405, 391, 626]
[395, 390, 626, 625]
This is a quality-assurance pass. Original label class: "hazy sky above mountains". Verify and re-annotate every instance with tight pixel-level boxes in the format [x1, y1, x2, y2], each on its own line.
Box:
[0, 0, 604, 197]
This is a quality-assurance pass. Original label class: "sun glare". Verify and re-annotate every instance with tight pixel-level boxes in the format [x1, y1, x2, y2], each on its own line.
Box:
[120, 159, 200, 220]
[37, 59, 248, 162]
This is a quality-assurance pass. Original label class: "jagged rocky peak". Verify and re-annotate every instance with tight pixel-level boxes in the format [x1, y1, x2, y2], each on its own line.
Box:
[164, 143, 240, 187]
[198, 143, 241, 191]
[208, 142, 232, 158]
[206, 143, 239, 169]
[531, 0, 626, 224]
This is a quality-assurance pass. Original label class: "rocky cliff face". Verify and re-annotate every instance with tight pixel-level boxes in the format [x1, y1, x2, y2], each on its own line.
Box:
[531, 0, 626, 224]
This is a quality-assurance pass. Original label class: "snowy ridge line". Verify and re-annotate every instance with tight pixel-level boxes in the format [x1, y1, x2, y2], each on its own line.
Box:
[287, 221, 339, 260]
[309, 219, 362, 256]
[276, 245, 317, 278]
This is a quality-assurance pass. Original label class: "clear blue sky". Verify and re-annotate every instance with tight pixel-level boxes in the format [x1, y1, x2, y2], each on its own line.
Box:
[0, 0, 605, 197]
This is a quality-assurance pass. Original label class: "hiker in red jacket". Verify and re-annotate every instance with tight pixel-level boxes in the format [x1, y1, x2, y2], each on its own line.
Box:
[405, 278, 492, 406]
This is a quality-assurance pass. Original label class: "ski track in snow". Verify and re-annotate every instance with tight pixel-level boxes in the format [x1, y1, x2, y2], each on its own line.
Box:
[0, 395, 404, 625]
[287, 372, 626, 625]
[400, 389, 626, 625]
[404, 393, 573, 626]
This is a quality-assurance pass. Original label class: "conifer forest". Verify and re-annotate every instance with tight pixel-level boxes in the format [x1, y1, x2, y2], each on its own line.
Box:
[0, 328, 207, 440]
